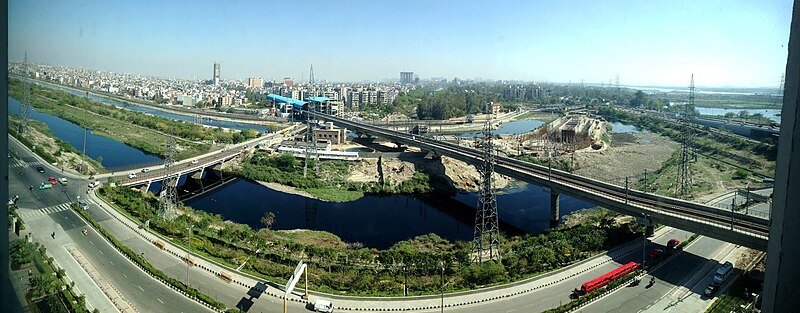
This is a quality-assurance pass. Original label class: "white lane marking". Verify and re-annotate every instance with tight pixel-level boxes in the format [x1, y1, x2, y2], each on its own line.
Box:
[122, 273, 128, 279]
[157, 298, 164, 304]
[137, 285, 144, 292]
[89, 240, 95, 246]
[98, 250, 104, 255]
[109, 260, 114, 266]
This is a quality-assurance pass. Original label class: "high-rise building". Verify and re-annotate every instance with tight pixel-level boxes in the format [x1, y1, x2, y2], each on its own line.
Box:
[212, 63, 221, 85]
[400, 72, 414, 84]
[248, 77, 264, 89]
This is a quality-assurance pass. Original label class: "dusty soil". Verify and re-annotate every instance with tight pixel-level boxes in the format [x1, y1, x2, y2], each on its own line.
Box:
[22, 122, 105, 175]
[441, 156, 513, 191]
[348, 158, 417, 184]
[570, 132, 678, 181]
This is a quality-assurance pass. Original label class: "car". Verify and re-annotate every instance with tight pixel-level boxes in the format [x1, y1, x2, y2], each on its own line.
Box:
[313, 300, 334, 313]
[88, 181, 100, 188]
[704, 281, 720, 296]
[36, 166, 45, 173]
[667, 239, 681, 249]
[191, 159, 198, 164]
[38, 183, 52, 190]
[650, 248, 664, 259]
[48, 177, 58, 185]
[59, 177, 68, 185]
[141, 168, 150, 173]
[77, 199, 89, 210]
[128, 173, 137, 179]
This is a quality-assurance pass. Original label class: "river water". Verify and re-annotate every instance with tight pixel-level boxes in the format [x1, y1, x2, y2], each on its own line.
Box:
[32, 80, 271, 132]
[9, 93, 596, 249]
[8, 96, 163, 170]
[695, 107, 781, 124]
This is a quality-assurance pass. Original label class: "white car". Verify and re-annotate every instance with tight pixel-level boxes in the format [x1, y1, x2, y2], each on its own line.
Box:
[141, 168, 150, 173]
[313, 300, 333, 313]
[191, 159, 198, 164]
[128, 173, 137, 179]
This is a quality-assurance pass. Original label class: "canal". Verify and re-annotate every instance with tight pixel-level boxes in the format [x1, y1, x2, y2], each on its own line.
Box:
[8, 96, 163, 170]
[9, 95, 596, 249]
[30, 80, 272, 132]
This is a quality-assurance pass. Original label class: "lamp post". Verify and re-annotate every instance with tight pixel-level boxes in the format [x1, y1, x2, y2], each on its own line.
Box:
[186, 224, 195, 287]
[440, 261, 445, 313]
[641, 212, 648, 270]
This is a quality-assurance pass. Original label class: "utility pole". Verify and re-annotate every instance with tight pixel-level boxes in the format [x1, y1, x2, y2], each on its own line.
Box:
[472, 119, 501, 263]
[676, 75, 695, 198]
[641, 213, 648, 270]
[18, 51, 32, 135]
[159, 135, 178, 220]
[440, 261, 445, 313]
[186, 225, 195, 287]
[81, 127, 87, 174]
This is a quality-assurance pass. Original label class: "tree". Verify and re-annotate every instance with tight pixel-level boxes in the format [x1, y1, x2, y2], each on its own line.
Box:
[629, 90, 647, 107]
[261, 211, 276, 230]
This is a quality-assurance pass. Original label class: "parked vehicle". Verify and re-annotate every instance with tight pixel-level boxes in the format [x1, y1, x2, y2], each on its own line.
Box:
[313, 300, 334, 313]
[713, 261, 734, 285]
[667, 239, 681, 249]
[38, 183, 52, 190]
[573, 262, 640, 297]
[704, 281, 720, 296]
[59, 177, 68, 185]
[48, 177, 58, 185]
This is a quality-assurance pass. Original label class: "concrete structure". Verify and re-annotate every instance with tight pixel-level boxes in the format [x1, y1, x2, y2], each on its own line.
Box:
[487, 101, 502, 115]
[248, 77, 264, 89]
[313, 122, 347, 145]
[400, 71, 414, 84]
[212, 63, 220, 85]
[763, 2, 800, 311]
[311, 111, 770, 250]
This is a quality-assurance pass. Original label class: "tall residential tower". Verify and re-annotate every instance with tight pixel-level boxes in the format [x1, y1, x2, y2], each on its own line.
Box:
[212, 62, 221, 85]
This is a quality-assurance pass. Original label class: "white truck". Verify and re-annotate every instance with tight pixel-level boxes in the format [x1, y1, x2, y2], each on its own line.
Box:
[705, 261, 734, 296]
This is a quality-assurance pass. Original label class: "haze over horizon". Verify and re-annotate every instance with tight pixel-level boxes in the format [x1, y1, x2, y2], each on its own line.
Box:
[8, 0, 793, 88]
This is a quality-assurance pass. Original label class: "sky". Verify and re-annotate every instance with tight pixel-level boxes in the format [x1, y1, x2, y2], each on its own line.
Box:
[8, 0, 794, 87]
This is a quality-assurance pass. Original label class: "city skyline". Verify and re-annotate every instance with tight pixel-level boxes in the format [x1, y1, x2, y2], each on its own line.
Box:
[8, 0, 793, 87]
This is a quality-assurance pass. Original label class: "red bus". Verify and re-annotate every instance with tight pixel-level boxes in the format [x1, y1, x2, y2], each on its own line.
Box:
[573, 261, 640, 296]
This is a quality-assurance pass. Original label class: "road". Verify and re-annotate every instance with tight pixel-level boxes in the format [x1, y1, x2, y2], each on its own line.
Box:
[9, 137, 214, 313]
[581, 236, 736, 313]
[445, 228, 694, 313]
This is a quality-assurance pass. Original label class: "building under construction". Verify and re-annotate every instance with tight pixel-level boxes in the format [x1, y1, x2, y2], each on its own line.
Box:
[514, 114, 606, 157]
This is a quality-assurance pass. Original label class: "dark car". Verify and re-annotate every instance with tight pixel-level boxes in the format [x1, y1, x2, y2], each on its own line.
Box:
[36, 166, 45, 173]
[668, 239, 681, 249]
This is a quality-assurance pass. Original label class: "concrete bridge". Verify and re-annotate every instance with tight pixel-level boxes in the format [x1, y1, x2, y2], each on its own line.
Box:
[310, 111, 770, 251]
[113, 149, 242, 190]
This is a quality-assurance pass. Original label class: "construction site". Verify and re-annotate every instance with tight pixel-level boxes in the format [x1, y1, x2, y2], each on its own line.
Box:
[487, 113, 608, 158]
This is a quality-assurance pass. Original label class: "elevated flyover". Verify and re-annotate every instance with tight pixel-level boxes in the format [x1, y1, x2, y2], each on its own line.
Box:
[310, 111, 770, 250]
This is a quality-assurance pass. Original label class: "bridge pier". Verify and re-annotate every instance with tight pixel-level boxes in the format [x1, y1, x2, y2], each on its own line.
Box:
[145, 180, 152, 193]
[550, 191, 560, 228]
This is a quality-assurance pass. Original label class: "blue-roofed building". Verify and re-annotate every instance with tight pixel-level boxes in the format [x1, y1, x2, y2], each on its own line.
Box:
[305, 96, 338, 115]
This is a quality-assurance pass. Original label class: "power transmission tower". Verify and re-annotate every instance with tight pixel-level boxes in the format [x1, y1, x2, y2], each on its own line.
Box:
[159, 135, 179, 220]
[615, 74, 620, 91]
[472, 119, 501, 263]
[17, 51, 32, 135]
[676, 74, 695, 198]
[309, 64, 315, 86]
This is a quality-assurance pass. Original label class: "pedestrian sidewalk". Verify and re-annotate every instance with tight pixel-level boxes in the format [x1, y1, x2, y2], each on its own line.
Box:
[85, 187, 671, 311]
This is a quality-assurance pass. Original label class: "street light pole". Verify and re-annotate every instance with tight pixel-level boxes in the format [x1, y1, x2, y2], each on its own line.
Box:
[440, 261, 445, 313]
[641, 212, 648, 270]
[186, 224, 195, 287]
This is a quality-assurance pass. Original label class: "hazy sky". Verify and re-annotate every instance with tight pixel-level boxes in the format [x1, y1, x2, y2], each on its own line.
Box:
[8, 0, 793, 87]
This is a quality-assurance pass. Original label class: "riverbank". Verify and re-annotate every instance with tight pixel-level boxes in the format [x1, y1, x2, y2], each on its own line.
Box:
[10, 79, 264, 160]
[99, 182, 640, 297]
[17, 75, 284, 126]
[8, 116, 105, 175]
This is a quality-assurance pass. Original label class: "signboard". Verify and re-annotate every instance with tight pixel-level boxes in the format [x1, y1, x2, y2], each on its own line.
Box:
[284, 260, 305, 297]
